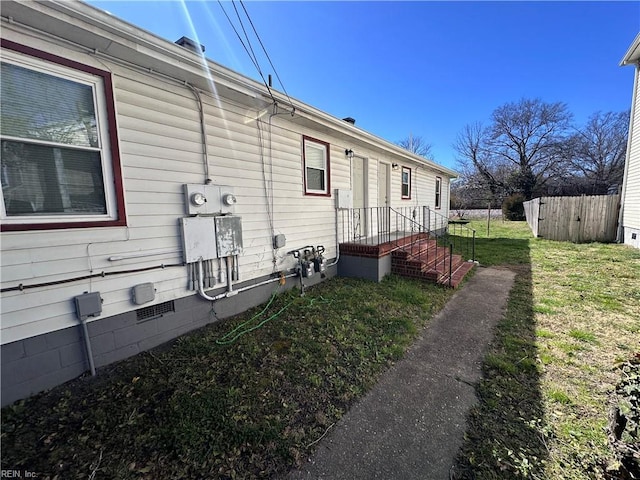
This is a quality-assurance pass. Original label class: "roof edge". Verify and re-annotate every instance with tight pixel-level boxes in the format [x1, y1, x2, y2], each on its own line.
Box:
[621, 32, 640, 66]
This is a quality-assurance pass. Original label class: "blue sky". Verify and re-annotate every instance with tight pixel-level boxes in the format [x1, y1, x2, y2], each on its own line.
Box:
[88, 1, 639, 170]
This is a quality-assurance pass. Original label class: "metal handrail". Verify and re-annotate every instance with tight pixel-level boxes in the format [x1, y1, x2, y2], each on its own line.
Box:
[338, 206, 476, 273]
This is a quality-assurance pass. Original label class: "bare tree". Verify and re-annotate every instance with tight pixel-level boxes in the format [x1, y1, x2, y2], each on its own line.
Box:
[455, 98, 572, 200]
[453, 122, 512, 204]
[488, 98, 572, 199]
[397, 134, 433, 158]
[562, 110, 629, 194]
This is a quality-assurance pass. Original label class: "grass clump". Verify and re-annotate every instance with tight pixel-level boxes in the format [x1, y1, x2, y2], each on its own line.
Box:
[1, 275, 452, 479]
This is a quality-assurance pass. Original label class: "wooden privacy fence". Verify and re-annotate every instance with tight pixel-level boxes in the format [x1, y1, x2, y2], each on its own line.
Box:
[523, 194, 621, 243]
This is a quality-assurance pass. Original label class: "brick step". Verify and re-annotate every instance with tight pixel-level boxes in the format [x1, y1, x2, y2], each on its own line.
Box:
[428, 253, 465, 275]
[391, 250, 449, 276]
[391, 239, 436, 260]
[391, 239, 476, 288]
[437, 261, 476, 288]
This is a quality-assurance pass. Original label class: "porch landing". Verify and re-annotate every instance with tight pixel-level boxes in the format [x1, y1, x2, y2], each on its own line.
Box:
[339, 233, 474, 288]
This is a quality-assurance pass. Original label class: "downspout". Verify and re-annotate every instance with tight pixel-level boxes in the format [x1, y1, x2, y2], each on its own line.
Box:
[617, 61, 639, 243]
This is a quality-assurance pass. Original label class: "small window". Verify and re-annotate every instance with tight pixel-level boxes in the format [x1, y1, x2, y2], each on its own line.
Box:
[303, 135, 330, 196]
[1, 40, 125, 231]
[435, 176, 442, 209]
[401, 167, 411, 199]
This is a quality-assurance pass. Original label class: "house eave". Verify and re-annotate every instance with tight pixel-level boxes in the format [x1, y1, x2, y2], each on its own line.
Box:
[621, 32, 640, 66]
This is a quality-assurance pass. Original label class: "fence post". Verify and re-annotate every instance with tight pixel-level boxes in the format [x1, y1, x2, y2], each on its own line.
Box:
[449, 243, 453, 288]
[472, 230, 476, 263]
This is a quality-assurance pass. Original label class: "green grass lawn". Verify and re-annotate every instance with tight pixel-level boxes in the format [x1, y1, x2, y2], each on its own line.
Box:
[2, 220, 638, 479]
[454, 219, 640, 479]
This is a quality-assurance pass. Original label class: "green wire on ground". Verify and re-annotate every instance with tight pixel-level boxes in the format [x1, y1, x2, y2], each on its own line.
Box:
[214, 289, 335, 346]
[215, 287, 292, 345]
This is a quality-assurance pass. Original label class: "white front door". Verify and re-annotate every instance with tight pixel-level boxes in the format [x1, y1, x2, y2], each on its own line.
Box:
[352, 156, 367, 239]
[378, 162, 390, 235]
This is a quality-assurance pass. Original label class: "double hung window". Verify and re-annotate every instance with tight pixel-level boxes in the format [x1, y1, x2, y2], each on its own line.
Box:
[401, 167, 411, 199]
[303, 136, 330, 196]
[1, 41, 125, 230]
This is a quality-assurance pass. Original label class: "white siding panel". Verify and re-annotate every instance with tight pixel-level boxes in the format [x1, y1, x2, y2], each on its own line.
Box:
[623, 67, 640, 232]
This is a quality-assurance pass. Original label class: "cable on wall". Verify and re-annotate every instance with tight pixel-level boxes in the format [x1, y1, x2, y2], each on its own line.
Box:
[186, 82, 212, 184]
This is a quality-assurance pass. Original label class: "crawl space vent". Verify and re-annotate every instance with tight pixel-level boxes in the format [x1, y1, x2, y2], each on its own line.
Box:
[136, 300, 175, 321]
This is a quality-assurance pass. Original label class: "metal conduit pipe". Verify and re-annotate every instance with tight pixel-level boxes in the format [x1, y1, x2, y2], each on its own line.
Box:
[80, 318, 96, 376]
[327, 206, 341, 268]
[196, 258, 297, 302]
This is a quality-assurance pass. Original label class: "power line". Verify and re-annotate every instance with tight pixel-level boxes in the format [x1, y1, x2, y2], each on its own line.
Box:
[238, 0, 294, 111]
[216, 0, 275, 101]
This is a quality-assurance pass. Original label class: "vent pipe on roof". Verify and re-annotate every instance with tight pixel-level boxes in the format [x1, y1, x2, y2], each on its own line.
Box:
[175, 36, 205, 54]
[343, 117, 356, 125]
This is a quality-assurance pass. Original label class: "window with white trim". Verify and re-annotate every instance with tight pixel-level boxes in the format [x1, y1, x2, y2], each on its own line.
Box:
[0, 42, 125, 230]
[303, 135, 330, 196]
[435, 176, 442, 209]
[401, 166, 411, 199]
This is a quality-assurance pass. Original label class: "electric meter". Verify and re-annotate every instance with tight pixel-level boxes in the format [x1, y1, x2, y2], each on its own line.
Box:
[191, 192, 207, 206]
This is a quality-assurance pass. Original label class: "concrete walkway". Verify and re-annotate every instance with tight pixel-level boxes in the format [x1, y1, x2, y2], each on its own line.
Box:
[287, 267, 517, 480]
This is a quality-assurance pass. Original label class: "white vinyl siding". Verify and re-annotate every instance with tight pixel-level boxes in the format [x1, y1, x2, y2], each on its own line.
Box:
[623, 65, 640, 238]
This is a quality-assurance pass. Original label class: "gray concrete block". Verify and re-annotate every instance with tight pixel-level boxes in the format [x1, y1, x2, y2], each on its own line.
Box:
[1, 341, 25, 363]
[338, 254, 389, 282]
[87, 310, 136, 337]
[2, 379, 35, 407]
[156, 310, 191, 333]
[23, 335, 48, 356]
[46, 327, 82, 349]
[1, 349, 61, 384]
[138, 325, 191, 352]
[44, 363, 88, 391]
[90, 331, 115, 356]
[113, 318, 158, 350]
[59, 342, 86, 368]
[94, 344, 139, 368]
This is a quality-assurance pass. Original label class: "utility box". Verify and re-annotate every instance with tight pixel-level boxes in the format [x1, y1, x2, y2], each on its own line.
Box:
[181, 217, 218, 263]
[184, 184, 237, 215]
[215, 216, 243, 257]
[132, 283, 155, 305]
[75, 292, 102, 321]
[336, 189, 353, 209]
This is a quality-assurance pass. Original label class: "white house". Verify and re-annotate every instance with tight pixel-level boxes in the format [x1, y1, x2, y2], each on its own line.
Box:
[620, 33, 640, 249]
[0, 0, 459, 406]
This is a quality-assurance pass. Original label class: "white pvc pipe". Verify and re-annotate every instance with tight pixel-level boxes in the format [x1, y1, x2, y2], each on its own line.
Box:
[196, 258, 297, 302]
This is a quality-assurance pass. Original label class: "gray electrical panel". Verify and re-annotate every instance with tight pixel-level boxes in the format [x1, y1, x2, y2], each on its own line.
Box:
[180, 217, 218, 263]
[215, 216, 243, 257]
[75, 292, 102, 321]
